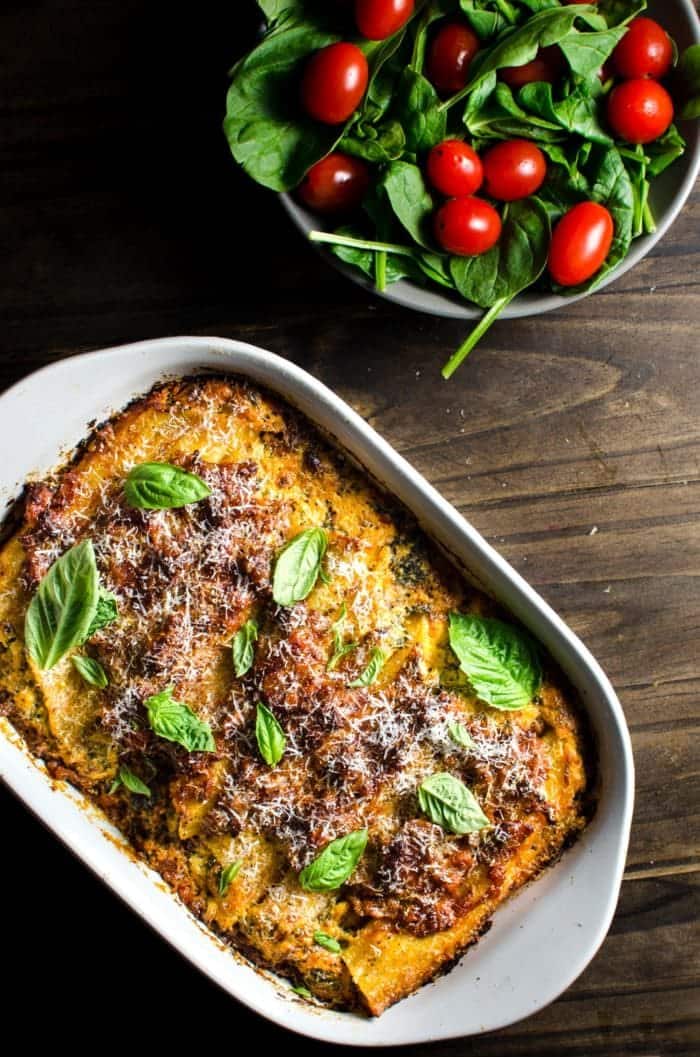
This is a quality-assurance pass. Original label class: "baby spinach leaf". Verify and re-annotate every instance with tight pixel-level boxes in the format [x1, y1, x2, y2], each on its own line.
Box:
[418, 772, 489, 834]
[224, 18, 342, 192]
[340, 120, 406, 164]
[394, 68, 446, 152]
[111, 765, 151, 797]
[597, 0, 647, 27]
[25, 540, 100, 670]
[449, 196, 550, 308]
[382, 161, 436, 249]
[272, 527, 328, 606]
[444, 4, 606, 110]
[328, 228, 424, 284]
[348, 647, 386, 688]
[233, 619, 258, 677]
[313, 931, 342, 954]
[447, 612, 542, 710]
[125, 462, 212, 509]
[444, 197, 550, 376]
[645, 124, 686, 177]
[558, 27, 626, 79]
[72, 654, 109, 688]
[299, 829, 368, 891]
[146, 688, 216, 752]
[218, 859, 243, 895]
[464, 81, 565, 142]
[679, 44, 700, 120]
[519, 81, 612, 145]
[255, 702, 286, 767]
[555, 144, 634, 294]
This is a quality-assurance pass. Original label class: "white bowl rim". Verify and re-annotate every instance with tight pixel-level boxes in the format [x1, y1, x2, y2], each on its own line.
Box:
[0, 336, 635, 1045]
[280, 0, 700, 321]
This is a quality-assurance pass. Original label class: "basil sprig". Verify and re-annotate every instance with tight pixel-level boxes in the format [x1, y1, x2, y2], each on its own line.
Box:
[124, 462, 212, 510]
[218, 860, 243, 896]
[72, 654, 109, 688]
[25, 540, 101, 670]
[255, 702, 286, 767]
[110, 765, 151, 797]
[272, 528, 328, 606]
[145, 688, 216, 752]
[418, 773, 489, 835]
[313, 931, 342, 954]
[232, 619, 258, 677]
[348, 647, 386, 688]
[448, 613, 541, 711]
[299, 829, 368, 892]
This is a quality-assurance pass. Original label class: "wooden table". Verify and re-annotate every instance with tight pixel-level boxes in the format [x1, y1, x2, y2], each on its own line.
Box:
[1, 3, 698, 1054]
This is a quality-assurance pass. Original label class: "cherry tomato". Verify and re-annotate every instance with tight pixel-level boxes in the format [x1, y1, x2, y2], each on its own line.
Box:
[548, 201, 614, 286]
[607, 77, 673, 144]
[612, 17, 673, 80]
[301, 43, 369, 125]
[427, 140, 483, 198]
[434, 196, 502, 256]
[426, 21, 480, 96]
[355, 0, 414, 40]
[297, 153, 370, 214]
[482, 139, 547, 201]
[500, 45, 563, 88]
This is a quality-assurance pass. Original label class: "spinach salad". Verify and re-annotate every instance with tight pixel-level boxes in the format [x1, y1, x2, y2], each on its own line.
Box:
[225, 1, 700, 376]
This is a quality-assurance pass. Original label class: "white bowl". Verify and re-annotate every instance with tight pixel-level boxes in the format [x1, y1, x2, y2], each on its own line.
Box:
[0, 336, 634, 1045]
[281, 0, 700, 320]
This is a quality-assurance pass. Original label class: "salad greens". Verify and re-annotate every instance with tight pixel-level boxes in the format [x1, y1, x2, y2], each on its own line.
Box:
[225, 0, 692, 374]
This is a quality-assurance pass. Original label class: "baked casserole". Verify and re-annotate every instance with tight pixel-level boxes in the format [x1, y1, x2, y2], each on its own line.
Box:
[0, 377, 592, 1014]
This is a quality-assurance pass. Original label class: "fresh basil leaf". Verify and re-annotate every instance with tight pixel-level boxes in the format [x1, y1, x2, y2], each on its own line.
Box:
[382, 161, 435, 249]
[218, 859, 243, 895]
[450, 196, 550, 309]
[448, 721, 475, 750]
[25, 539, 100, 670]
[146, 687, 216, 752]
[272, 528, 328, 606]
[72, 654, 109, 688]
[418, 772, 489, 834]
[255, 702, 286, 767]
[84, 588, 118, 641]
[124, 462, 211, 510]
[299, 829, 368, 892]
[233, 619, 258, 677]
[394, 68, 446, 153]
[113, 764, 151, 797]
[348, 647, 386, 688]
[313, 931, 342, 954]
[327, 603, 358, 671]
[448, 612, 542, 711]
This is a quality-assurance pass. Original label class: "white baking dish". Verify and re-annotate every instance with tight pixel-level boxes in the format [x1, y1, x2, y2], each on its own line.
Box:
[0, 336, 634, 1046]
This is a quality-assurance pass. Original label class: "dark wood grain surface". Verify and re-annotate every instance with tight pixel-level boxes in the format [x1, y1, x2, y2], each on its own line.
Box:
[1, 3, 699, 1054]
